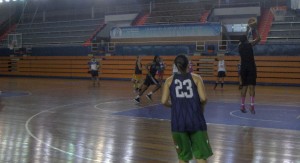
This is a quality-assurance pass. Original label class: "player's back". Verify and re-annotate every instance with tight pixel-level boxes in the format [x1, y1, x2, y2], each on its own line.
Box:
[239, 43, 255, 65]
[169, 73, 207, 132]
[149, 62, 159, 76]
[218, 60, 226, 72]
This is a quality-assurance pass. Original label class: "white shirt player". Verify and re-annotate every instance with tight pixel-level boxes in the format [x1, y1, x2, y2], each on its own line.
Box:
[90, 62, 98, 70]
[218, 60, 226, 72]
[89, 59, 99, 71]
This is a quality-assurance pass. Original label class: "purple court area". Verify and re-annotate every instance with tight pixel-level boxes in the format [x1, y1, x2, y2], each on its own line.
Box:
[114, 102, 300, 131]
[0, 91, 30, 97]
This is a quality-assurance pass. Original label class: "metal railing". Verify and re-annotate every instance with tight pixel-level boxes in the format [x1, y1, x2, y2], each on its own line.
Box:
[104, 40, 241, 53]
[214, 2, 260, 8]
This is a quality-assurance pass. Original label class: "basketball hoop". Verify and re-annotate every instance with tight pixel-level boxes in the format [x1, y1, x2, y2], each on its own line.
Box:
[7, 33, 22, 50]
[9, 40, 17, 50]
[9, 44, 14, 51]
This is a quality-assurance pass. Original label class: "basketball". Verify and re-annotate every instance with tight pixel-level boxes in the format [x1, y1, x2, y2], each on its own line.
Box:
[248, 17, 257, 28]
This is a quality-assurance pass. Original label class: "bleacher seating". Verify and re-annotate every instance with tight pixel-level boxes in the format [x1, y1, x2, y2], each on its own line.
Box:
[145, 1, 206, 24]
[0, 55, 299, 85]
[132, 12, 150, 26]
[0, 18, 104, 47]
[200, 10, 211, 23]
[0, 56, 91, 78]
[267, 9, 300, 42]
[0, 2, 18, 23]
[257, 9, 274, 44]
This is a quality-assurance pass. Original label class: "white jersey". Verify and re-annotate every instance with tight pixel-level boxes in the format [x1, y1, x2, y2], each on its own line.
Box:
[218, 60, 226, 72]
[90, 64, 98, 70]
[88, 60, 99, 71]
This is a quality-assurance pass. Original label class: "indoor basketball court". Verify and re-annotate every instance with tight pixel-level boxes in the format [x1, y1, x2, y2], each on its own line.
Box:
[0, 0, 300, 162]
[0, 77, 299, 163]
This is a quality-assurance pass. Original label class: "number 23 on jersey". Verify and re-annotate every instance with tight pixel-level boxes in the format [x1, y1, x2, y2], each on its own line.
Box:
[175, 79, 193, 98]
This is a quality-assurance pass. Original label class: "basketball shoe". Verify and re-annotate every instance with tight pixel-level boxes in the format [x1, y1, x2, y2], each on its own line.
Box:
[134, 97, 140, 103]
[240, 105, 247, 113]
[146, 94, 152, 101]
[249, 105, 255, 114]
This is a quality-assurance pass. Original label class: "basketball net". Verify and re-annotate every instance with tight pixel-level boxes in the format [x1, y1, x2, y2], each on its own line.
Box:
[9, 40, 17, 51]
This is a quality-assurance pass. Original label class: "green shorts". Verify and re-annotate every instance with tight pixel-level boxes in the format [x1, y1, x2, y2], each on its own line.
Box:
[172, 131, 213, 161]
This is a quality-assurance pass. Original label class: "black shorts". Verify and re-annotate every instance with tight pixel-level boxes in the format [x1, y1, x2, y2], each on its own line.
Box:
[144, 75, 159, 87]
[217, 71, 226, 77]
[90, 70, 99, 77]
[240, 64, 257, 86]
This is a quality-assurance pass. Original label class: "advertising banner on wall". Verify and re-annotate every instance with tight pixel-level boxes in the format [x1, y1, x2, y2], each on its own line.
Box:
[110, 23, 221, 39]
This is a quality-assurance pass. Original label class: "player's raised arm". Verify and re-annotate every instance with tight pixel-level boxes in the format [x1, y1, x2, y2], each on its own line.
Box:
[247, 17, 261, 46]
[250, 30, 261, 46]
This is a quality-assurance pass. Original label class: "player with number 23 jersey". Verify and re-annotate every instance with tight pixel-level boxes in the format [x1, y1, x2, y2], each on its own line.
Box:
[161, 55, 212, 162]
[169, 73, 207, 132]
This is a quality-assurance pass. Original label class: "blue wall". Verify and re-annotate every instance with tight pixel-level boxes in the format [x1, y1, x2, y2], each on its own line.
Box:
[115, 44, 196, 56]
[32, 46, 91, 56]
[0, 46, 92, 56]
[111, 23, 222, 39]
[226, 43, 300, 56]
[115, 43, 300, 56]
[1, 43, 300, 56]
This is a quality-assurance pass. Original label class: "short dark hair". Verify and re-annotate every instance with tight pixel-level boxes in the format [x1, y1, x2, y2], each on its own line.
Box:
[153, 55, 160, 62]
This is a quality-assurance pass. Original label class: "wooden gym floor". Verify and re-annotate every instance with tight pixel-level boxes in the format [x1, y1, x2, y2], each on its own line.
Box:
[0, 77, 299, 163]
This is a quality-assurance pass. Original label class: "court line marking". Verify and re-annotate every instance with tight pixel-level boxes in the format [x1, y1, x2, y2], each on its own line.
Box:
[114, 104, 300, 131]
[207, 92, 300, 98]
[209, 100, 300, 108]
[230, 110, 284, 122]
[25, 98, 130, 162]
[0, 91, 32, 98]
[206, 123, 300, 133]
[93, 99, 136, 111]
[25, 98, 300, 161]
[115, 105, 298, 124]
[25, 102, 96, 161]
[111, 103, 161, 113]
[114, 114, 300, 132]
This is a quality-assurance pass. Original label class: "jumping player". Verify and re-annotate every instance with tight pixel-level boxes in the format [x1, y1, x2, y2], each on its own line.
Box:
[238, 32, 261, 114]
[134, 55, 161, 103]
[246, 17, 258, 42]
[161, 55, 213, 163]
[213, 55, 226, 90]
[237, 62, 242, 90]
